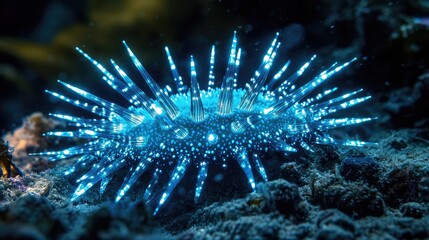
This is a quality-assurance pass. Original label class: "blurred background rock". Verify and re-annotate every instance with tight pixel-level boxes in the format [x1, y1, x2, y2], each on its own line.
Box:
[0, 0, 428, 130]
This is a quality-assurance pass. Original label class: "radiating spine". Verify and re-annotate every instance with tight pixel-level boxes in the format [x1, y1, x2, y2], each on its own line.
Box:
[123, 41, 180, 119]
[218, 32, 240, 115]
[190, 55, 205, 122]
[235, 147, 256, 191]
[115, 157, 153, 202]
[208, 45, 216, 92]
[195, 161, 208, 203]
[154, 155, 190, 215]
[165, 46, 187, 94]
[238, 32, 280, 111]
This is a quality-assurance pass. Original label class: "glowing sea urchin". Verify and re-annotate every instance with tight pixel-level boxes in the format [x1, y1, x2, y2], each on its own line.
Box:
[35, 32, 375, 215]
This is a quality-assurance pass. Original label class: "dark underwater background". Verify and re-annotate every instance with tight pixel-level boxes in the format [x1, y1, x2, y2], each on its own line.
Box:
[1, 0, 428, 130]
[0, 0, 428, 239]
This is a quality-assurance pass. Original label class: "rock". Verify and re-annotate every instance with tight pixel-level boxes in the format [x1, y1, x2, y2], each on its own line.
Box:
[339, 157, 380, 185]
[390, 140, 407, 150]
[0, 195, 64, 238]
[389, 218, 429, 239]
[313, 177, 384, 217]
[418, 177, 429, 199]
[315, 226, 354, 240]
[382, 165, 423, 207]
[280, 162, 305, 185]
[80, 199, 153, 239]
[316, 209, 355, 233]
[0, 223, 46, 240]
[263, 179, 309, 221]
[400, 202, 427, 218]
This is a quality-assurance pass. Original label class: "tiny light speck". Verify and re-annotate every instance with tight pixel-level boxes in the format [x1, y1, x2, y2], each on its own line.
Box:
[207, 133, 219, 145]
[208, 134, 215, 141]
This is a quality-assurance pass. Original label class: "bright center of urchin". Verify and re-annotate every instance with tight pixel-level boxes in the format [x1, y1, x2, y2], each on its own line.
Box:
[130, 88, 302, 164]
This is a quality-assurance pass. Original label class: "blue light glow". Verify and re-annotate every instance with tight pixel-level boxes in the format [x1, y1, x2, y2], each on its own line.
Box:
[34, 32, 376, 216]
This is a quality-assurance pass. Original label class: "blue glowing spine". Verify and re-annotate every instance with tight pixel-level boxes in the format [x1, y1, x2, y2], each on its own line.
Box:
[33, 32, 375, 215]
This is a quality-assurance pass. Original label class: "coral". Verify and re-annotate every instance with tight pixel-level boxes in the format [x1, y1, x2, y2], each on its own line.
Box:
[4, 112, 59, 158]
[0, 139, 23, 178]
[34, 32, 374, 215]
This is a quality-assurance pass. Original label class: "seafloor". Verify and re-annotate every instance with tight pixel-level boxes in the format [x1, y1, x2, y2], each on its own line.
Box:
[1, 111, 428, 239]
[1, 1, 429, 239]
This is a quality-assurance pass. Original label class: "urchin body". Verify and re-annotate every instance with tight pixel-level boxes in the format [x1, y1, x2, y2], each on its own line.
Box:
[35, 32, 374, 215]
[140, 89, 297, 159]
